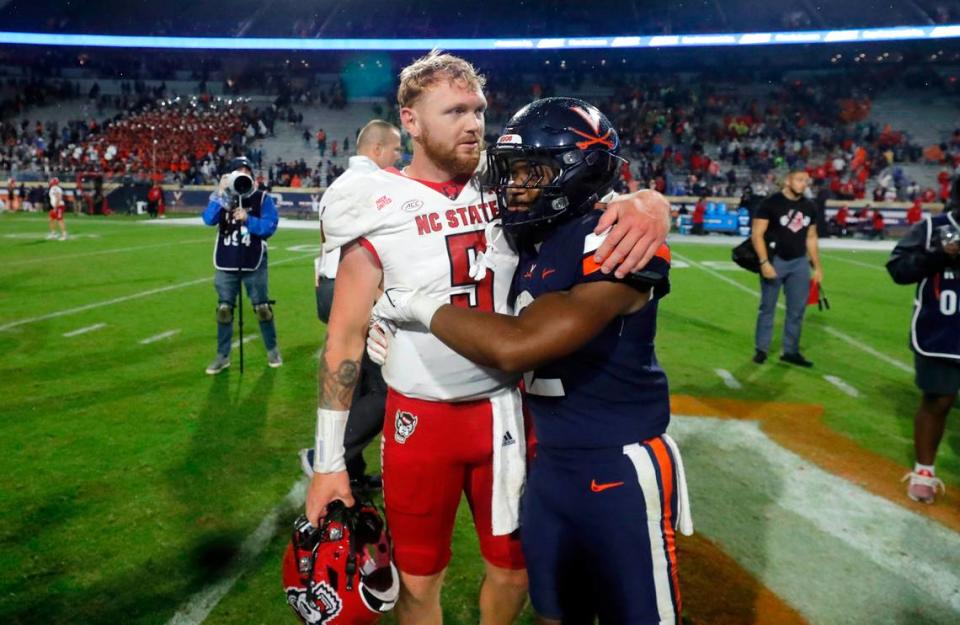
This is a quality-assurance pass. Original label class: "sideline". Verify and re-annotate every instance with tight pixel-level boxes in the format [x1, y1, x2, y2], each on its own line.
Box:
[670, 233, 896, 252]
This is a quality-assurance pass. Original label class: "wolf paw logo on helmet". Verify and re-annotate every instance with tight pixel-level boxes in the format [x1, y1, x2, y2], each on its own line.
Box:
[285, 580, 342, 624]
[282, 502, 399, 624]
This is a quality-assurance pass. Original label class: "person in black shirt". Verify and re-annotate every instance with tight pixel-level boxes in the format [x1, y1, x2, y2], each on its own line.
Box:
[750, 170, 823, 367]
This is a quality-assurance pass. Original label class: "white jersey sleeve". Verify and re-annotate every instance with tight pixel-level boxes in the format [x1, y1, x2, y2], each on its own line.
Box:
[320, 172, 382, 253]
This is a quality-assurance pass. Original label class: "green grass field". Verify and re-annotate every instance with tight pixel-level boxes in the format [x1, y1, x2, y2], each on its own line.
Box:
[1, 212, 957, 625]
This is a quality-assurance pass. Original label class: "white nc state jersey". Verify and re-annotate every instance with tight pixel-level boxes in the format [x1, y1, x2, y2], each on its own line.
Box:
[49, 185, 63, 207]
[323, 167, 518, 401]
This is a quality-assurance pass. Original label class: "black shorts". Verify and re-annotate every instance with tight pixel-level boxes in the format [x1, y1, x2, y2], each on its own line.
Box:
[914, 352, 960, 396]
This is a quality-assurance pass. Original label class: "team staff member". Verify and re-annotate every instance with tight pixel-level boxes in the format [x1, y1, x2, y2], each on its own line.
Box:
[750, 170, 823, 367]
[46, 177, 67, 240]
[202, 156, 282, 374]
[886, 177, 960, 504]
[300, 119, 403, 490]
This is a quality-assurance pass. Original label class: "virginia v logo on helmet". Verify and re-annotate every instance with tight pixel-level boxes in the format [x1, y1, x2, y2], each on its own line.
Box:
[485, 96, 625, 241]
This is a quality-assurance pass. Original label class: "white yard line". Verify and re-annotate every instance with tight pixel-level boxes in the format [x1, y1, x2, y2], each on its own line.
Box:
[231, 335, 258, 349]
[821, 326, 913, 374]
[822, 254, 886, 271]
[62, 322, 107, 337]
[165, 479, 307, 625]
[0, 253, 314, 332]
[823, 374, 860, 397]
[714, 368, 743, 389]
[140, 329, 181, 344]
[672, 252, 912, 374]
[3, 239, 209, 268]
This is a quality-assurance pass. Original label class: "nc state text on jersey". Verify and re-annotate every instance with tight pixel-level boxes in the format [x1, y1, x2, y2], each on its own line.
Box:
[415, 201, 500, 235]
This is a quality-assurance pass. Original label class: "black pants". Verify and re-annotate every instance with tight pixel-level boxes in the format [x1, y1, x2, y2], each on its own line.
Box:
[317, 277, 386, 479]
[692, 222, 705, 235]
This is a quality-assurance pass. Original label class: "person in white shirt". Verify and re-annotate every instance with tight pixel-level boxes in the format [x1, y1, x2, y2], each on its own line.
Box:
[300, 119, 403, 491]
[46, 177, 67, 240]
[314, 120, 404, 321]
[306, 52, 672, 625]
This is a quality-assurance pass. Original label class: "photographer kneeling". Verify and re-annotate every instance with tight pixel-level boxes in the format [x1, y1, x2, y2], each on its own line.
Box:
[202, 157, 282, 374]
[887, 177, 960, 504]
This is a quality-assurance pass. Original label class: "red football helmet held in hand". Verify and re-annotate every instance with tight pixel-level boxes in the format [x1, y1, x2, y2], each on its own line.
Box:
[282, 501, 398, 625]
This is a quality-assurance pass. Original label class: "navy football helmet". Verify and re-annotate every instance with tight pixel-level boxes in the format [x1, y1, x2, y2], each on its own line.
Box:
[485, 97, 625, 240]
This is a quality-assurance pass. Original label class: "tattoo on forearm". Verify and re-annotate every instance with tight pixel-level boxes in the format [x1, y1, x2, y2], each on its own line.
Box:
[319, 353, 360, 410]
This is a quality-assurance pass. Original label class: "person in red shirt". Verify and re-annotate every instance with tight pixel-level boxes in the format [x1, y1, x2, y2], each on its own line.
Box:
[907, 198, 923, 225]
[871, 209, 886, 240]
[147, 183, 165, 219]
[834, 205, 850, 237]
[692, 194, 707, 235]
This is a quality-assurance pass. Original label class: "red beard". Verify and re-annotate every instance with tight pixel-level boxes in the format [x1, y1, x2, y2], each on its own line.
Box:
[419, 127, 482, 177]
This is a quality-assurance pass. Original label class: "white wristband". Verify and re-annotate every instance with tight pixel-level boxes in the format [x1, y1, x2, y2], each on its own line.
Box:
[410, 293, 445, 328]
[313, 408, 348, 473]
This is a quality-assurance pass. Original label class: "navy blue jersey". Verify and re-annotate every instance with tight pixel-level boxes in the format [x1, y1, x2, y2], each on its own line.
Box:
[909, 214, 960, 360]
[510, 212, 671, 450]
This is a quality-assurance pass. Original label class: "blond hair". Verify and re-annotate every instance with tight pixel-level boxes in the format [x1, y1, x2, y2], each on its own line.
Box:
[397, 51, 486, 108]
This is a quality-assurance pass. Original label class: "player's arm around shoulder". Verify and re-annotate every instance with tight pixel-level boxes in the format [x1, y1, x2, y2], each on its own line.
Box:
[592, 188, 672, 278]
[430, 280, 650, 375]
[429, 223, 663, 375]
[307, 241, 382, 524]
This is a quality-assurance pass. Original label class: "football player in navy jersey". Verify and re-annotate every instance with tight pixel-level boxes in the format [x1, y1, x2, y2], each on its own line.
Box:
[372, 97, 692, 625]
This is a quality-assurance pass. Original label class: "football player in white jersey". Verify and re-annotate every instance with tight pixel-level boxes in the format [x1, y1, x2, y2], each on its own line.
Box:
[306, 51, 672, 625]
[301, 119, 403, 489]
[47, 177, 67, 240]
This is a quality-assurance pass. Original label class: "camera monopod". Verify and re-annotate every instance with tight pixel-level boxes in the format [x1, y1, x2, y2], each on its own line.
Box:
[237, 268, 245, 374]
[235, 195, 246, 374]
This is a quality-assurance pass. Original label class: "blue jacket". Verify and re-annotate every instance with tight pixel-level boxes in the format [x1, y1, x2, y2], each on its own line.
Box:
[203, 191, 278, 238]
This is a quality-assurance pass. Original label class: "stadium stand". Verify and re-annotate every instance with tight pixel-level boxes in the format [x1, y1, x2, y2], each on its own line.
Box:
[4, 0, 960, 37]
[2, 62, 958, 204]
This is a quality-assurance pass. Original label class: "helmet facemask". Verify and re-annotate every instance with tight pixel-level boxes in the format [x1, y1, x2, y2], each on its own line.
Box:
[486, 144, 624, 244]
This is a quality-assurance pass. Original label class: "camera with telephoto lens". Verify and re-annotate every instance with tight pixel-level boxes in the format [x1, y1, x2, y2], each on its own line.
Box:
[934, 224, 960, 252]
[223, 171, 255, 198]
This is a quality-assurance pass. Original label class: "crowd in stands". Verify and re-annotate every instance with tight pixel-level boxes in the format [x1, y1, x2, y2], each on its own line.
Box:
[0, 93, 281, 184]
[484, 67, 960, 203]
[2, 65, 959, 200]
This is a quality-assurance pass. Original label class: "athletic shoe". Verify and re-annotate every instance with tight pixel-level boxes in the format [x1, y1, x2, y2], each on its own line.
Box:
[780, 352, 813, 367]
[267, 348, 283, 368]
[299, 448, 314, 478]
[903, 469, 945, 504]
[58, 233, 68, 241]
[45, 232, 58, 240]
[205, 355, 230, 375]
[753, 349, 767, 364]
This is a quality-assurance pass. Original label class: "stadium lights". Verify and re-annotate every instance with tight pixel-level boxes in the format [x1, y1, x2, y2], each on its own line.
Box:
[0, 24, 958, 51]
